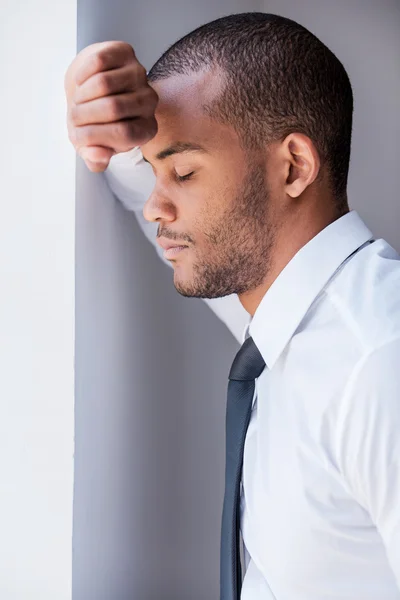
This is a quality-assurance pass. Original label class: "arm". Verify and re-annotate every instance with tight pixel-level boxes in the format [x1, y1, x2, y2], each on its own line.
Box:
[334, 339, 400, 588]
[104, 147, 249, 343]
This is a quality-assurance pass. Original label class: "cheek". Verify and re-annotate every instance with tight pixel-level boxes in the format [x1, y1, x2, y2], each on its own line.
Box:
[192, 193, 220, 237]
[182, 174, 238, 239]
[190, 194, 234, 251]
[199, 179, 235, 219]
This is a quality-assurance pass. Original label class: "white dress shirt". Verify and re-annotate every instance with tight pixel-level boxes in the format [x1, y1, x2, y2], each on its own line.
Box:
[105, 148, 400, 599]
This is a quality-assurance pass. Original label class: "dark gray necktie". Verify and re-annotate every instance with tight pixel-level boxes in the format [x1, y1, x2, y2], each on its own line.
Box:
[220, 336, 266, 600]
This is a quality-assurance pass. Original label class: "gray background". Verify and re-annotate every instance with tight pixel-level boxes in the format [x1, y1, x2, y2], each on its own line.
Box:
[74, 1, 400, 598]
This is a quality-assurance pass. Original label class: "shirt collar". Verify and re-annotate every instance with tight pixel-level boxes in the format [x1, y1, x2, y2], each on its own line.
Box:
[245, 210, 374, 369]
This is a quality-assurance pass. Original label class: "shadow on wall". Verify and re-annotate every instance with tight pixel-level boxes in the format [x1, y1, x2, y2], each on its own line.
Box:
[73, 160, 240, 599]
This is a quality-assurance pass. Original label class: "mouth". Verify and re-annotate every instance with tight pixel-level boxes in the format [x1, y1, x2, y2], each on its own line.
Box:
[163, 246, 188, 260]
[157, 237, 189, 260]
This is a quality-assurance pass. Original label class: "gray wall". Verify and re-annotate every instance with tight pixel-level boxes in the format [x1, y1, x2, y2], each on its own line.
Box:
[73, 2, 400, 599]
[263, 0, 400, 251]
[74, 2, 261, 599]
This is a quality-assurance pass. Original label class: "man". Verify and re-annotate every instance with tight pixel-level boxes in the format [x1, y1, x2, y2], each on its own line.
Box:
[65, 12, 400, 600]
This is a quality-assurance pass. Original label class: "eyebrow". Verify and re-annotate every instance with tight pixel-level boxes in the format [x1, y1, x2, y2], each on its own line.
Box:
[142, 142, 207, 165]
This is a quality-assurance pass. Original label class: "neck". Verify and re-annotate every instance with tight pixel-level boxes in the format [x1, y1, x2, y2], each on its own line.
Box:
[238, 202, 349, 317]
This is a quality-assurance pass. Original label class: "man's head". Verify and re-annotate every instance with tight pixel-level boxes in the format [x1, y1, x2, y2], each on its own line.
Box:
[140, 12, 353, 299]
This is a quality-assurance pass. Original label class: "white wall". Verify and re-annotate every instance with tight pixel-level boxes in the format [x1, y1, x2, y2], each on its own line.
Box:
[0, 1, 76, 598]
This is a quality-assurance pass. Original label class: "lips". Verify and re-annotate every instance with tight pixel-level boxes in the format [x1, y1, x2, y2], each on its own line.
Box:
[163, 246, 187, 259]
[156, 237, 189, 261]
[156, 237, 188, 251]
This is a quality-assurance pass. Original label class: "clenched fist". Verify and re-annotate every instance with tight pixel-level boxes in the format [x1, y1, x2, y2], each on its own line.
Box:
[64, 41, 159, 172]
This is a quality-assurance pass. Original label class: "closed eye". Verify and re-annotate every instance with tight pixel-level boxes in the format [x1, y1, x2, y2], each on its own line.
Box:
[176, 171, 195, 183]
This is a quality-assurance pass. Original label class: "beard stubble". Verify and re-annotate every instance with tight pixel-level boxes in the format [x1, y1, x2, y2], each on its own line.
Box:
[175, 162, 275, 299]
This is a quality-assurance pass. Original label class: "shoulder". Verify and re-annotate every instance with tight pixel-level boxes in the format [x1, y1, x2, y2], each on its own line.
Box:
[333, 338, 400, 464]
[351, 338, 400, 404]
[325, 238, 400, 350]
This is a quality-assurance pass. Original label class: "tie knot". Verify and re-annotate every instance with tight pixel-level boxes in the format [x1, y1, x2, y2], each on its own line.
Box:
[228, 336, 266, 381]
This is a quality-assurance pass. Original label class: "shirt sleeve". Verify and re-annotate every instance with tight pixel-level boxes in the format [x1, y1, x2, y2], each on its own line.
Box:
[335, 338, 400, 588]
[102, 147, 249, 344]
[104, 146, 156, 213]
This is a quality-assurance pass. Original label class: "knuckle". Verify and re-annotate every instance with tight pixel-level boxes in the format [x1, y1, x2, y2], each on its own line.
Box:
[134, 118, 158, 145]
[75, 125, 94, 146]
[97, 72, 112, 95]
[139, 95, 154, 118]
[132, 90, 145, 110]
[133, 62, 147, 80]
[124, 42, 136, 59]
[115, 120, 137, 145]
[92, 50, 109, 73]
[106, 95, 124, 120]
[138, 92, 157, 118]
[132, 88, 158, 118]
[68, 103, 80, 125]
[113, 117, 157, 149]
[113, 41, 136, 67]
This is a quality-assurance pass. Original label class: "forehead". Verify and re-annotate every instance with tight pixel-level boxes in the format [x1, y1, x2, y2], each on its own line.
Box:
[142, 70, 242, 159]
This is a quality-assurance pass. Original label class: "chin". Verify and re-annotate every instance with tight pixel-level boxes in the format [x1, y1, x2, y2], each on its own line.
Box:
[173, 270, 191, 296]
[172, 268, 202, 298]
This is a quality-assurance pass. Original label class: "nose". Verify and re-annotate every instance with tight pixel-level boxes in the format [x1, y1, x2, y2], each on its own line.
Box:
[143, 188, 177, 223]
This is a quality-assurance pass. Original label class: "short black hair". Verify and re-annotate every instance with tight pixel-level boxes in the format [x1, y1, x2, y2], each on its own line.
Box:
[148, 12, 353, 208]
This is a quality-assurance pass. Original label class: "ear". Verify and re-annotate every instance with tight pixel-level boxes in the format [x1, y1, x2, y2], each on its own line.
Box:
[282, 133, 321, 198]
